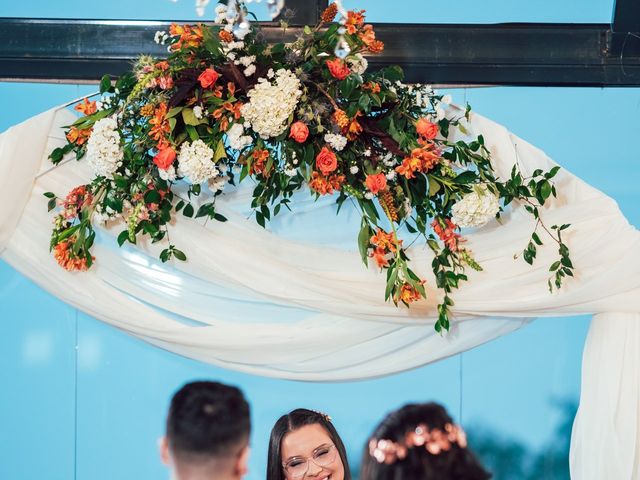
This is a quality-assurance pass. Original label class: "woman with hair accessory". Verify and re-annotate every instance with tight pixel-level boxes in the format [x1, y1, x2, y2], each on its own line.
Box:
[267, 408, 351, 480]
[360, 402, 491, 480]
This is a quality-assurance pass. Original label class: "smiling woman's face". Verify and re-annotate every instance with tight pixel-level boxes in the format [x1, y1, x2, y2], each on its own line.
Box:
[280, 423, 345, 480]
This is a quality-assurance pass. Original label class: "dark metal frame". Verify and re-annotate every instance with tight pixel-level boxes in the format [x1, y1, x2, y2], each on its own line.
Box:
[1, 0, 639, 86]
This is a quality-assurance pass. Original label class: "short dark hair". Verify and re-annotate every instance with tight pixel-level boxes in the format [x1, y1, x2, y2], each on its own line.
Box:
[266, 408, 352, 480]
[360, 402, 491, 480]
[166, 381, 251, 462]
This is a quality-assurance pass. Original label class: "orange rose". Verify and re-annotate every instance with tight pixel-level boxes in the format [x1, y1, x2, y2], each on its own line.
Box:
[365, 173, 387, 194]
[316, 147, 338, 175]
[153, 145, 176, 170]
[289, 121, 309, 143]
[416, 118, 438, 140]
[326, 58, 351, 81]
[198, 68, 219, 89]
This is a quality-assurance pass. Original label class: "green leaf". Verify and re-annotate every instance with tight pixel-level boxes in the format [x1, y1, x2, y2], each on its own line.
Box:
[213, 139, 227, 163]
[213, 213, 227, 222]
[160, 248, 171, 263]
[183, 204, 194, 218]
[545, 166, 561, 179]
[532, 232, 543, 245]
[167, 107, 183, 118]
[144, 190, 161, 204]
[99, 75, 111, 94]
[47, 198, 57, 212]
[428, 177, 441, 197]
[540, 180, 552, 200]
[117, 230, 129, 247]
[357, 220, 372, 266]
[172, 249, 187, 261]
[549, 261, 561, 272]
[186, 125, 199, 142]
[43, 191, 56, 199]
[182, 108, 206, 126]
[561, 256, 573, 268]
[453, 171, 477, 184]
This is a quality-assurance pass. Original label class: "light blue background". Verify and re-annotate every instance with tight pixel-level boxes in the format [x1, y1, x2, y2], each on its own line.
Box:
[0, 1, 637, 479]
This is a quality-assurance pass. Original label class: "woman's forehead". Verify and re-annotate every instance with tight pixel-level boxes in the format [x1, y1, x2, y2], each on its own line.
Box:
[281, 424, 332, 458]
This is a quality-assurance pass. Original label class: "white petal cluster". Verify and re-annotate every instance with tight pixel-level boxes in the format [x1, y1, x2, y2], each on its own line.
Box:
[324, 133, 347, 151]
[241, 69, 302, 139]
[226, 123, 252, 151]
[86, 117, 123, 178]
[347, 53, 368, 75]
[451, 185, 500, 228]
[177, 139, 219, 184]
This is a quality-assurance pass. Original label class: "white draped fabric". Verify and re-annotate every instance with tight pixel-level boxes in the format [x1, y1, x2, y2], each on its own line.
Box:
[0, 105, 639, 476]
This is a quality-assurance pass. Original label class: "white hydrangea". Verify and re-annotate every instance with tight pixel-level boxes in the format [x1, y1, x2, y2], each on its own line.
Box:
[241, 69, 302, 139]
[177, 139, 219, 184]
[284, 167, 297, 177]
[159, 165, 177, 182]
[324, 133, 347, 151]
[86, 116, 123, 178]
[385, 171, 397, 181]
[214, 3, 227, 23]
[209, 174, 227, 193]
[226, 123, 252, 151]
[243, 64, 256, 77]
[451, 185, 500, 228]
[193, 105, 204, 119]
[349, 165, 359, 174]
[347, 53, 368, 75]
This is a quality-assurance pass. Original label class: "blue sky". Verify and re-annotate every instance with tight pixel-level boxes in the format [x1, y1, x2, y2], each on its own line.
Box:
[0, 1, 638, 479]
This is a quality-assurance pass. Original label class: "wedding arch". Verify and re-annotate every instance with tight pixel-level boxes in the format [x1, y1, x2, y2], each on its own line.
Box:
[0, 1, 639, 478]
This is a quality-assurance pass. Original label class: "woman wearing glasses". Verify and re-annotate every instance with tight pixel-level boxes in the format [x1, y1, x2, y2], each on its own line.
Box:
[267, 408, 351, 480]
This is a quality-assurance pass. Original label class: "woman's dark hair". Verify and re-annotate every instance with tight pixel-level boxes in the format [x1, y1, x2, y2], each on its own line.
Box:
[267, 408, 352, 480]
[360, 403, 491, 480]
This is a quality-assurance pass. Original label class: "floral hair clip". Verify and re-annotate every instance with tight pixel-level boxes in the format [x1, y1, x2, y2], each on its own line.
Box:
[313, 410, 332, 422]
[369, 422, 467, 464]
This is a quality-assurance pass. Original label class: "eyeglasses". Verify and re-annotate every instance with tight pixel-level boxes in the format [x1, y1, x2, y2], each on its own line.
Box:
[282, 444, 338, 478]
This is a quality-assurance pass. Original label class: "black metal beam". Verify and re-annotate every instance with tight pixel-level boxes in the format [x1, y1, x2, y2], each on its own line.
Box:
[1, 18, 639, 86]
[612, 0, 640, 33]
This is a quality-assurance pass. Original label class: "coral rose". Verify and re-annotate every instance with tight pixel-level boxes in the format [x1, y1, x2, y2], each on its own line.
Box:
[198, 68, 219, 89]
[316, 147, 338, 175]
[416, 118, 438, 140]
[153, 145, 176, 170]
[289, 121, 309, 143]
[326, 58, 351, 80]
[365, 173, 387, 194]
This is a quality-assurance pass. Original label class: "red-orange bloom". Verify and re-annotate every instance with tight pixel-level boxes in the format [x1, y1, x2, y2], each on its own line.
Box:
[153, 145, 176, 170]
[198, 68, 220, 89]
[66, 126, 92, 145]
[359, 24, 385, 53]
[370, 228, 401, 253]
[396, 282, 423, 305]
[345, 9, 366, 34]
[432, 218, 461, 251]
[345, 111, 363, 140]
[416, 118, 438, 140]
[326, 58, 351, 80]
[169, 24, 203, 51]
[155, 61, 170, 71]
[320, 3, 338, 23]
[74, 98, 97, 116]
[395, 145, 441, 179]
[308, 171, 345, 195]
[333, 109, 350, 129]
[370, 247, 389, 269]
[316, 147, 338, 175]
[149, 103, 171, 142]
[249, 149, 271, 177]
[53, 241, 92, 272]
[362, 82, 381, 93]
[289, 121, 309, 143]
[365, 173, 387, 195]
[219, 29, 233, 43]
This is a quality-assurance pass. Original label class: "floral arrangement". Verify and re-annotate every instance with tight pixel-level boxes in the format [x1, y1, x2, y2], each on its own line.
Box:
[46, 1, 574, 332]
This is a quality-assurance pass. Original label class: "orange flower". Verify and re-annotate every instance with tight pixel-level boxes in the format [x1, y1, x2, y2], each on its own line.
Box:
[149, 103, 171, 142]
[308, 171, 345, 195]
[169, 24, 203, 51]
[316, 147, 338, 175]
[370, 228, 400, 253]
[155, 61, 170, 71]
[289, 121, 309, 143]
[416, 118, 438, 140]
[395, 146, 441, 179]
[333, 109, 350, 129]
[66, 126, 92, 145]
[219, 29, 233, 43]
[326, 58, 351, 80]
[345, 10, 366, 34]
[53, 241, 92, 272]
[365, 173, 387, 195]
[227, 82, 236, 97]
[213, 101, 243, 132]
[74, 98, 97, 116]
[362, 82, 381, 93]
[345, 111, 363, 140]
[321, 3, 338, 23]
[153, 145, 176, 170]
[370, 247, 389, 269]
[359, 25, 385, 53]
[396, 282, 423, 305]
[432, 218, 461, 252]
[198, 68, 220, 89]
[249, 149, 271, 177]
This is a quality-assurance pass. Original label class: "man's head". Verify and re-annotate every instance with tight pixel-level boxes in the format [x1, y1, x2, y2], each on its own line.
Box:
[160, 381, 251, 480]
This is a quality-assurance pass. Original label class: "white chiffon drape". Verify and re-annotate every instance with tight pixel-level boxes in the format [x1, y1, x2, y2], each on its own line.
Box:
[0, 105, 638, 477]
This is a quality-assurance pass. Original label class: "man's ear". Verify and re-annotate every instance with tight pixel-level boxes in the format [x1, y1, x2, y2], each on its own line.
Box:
[235, 445, 250, 478]
[159, 436, 171, 466]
